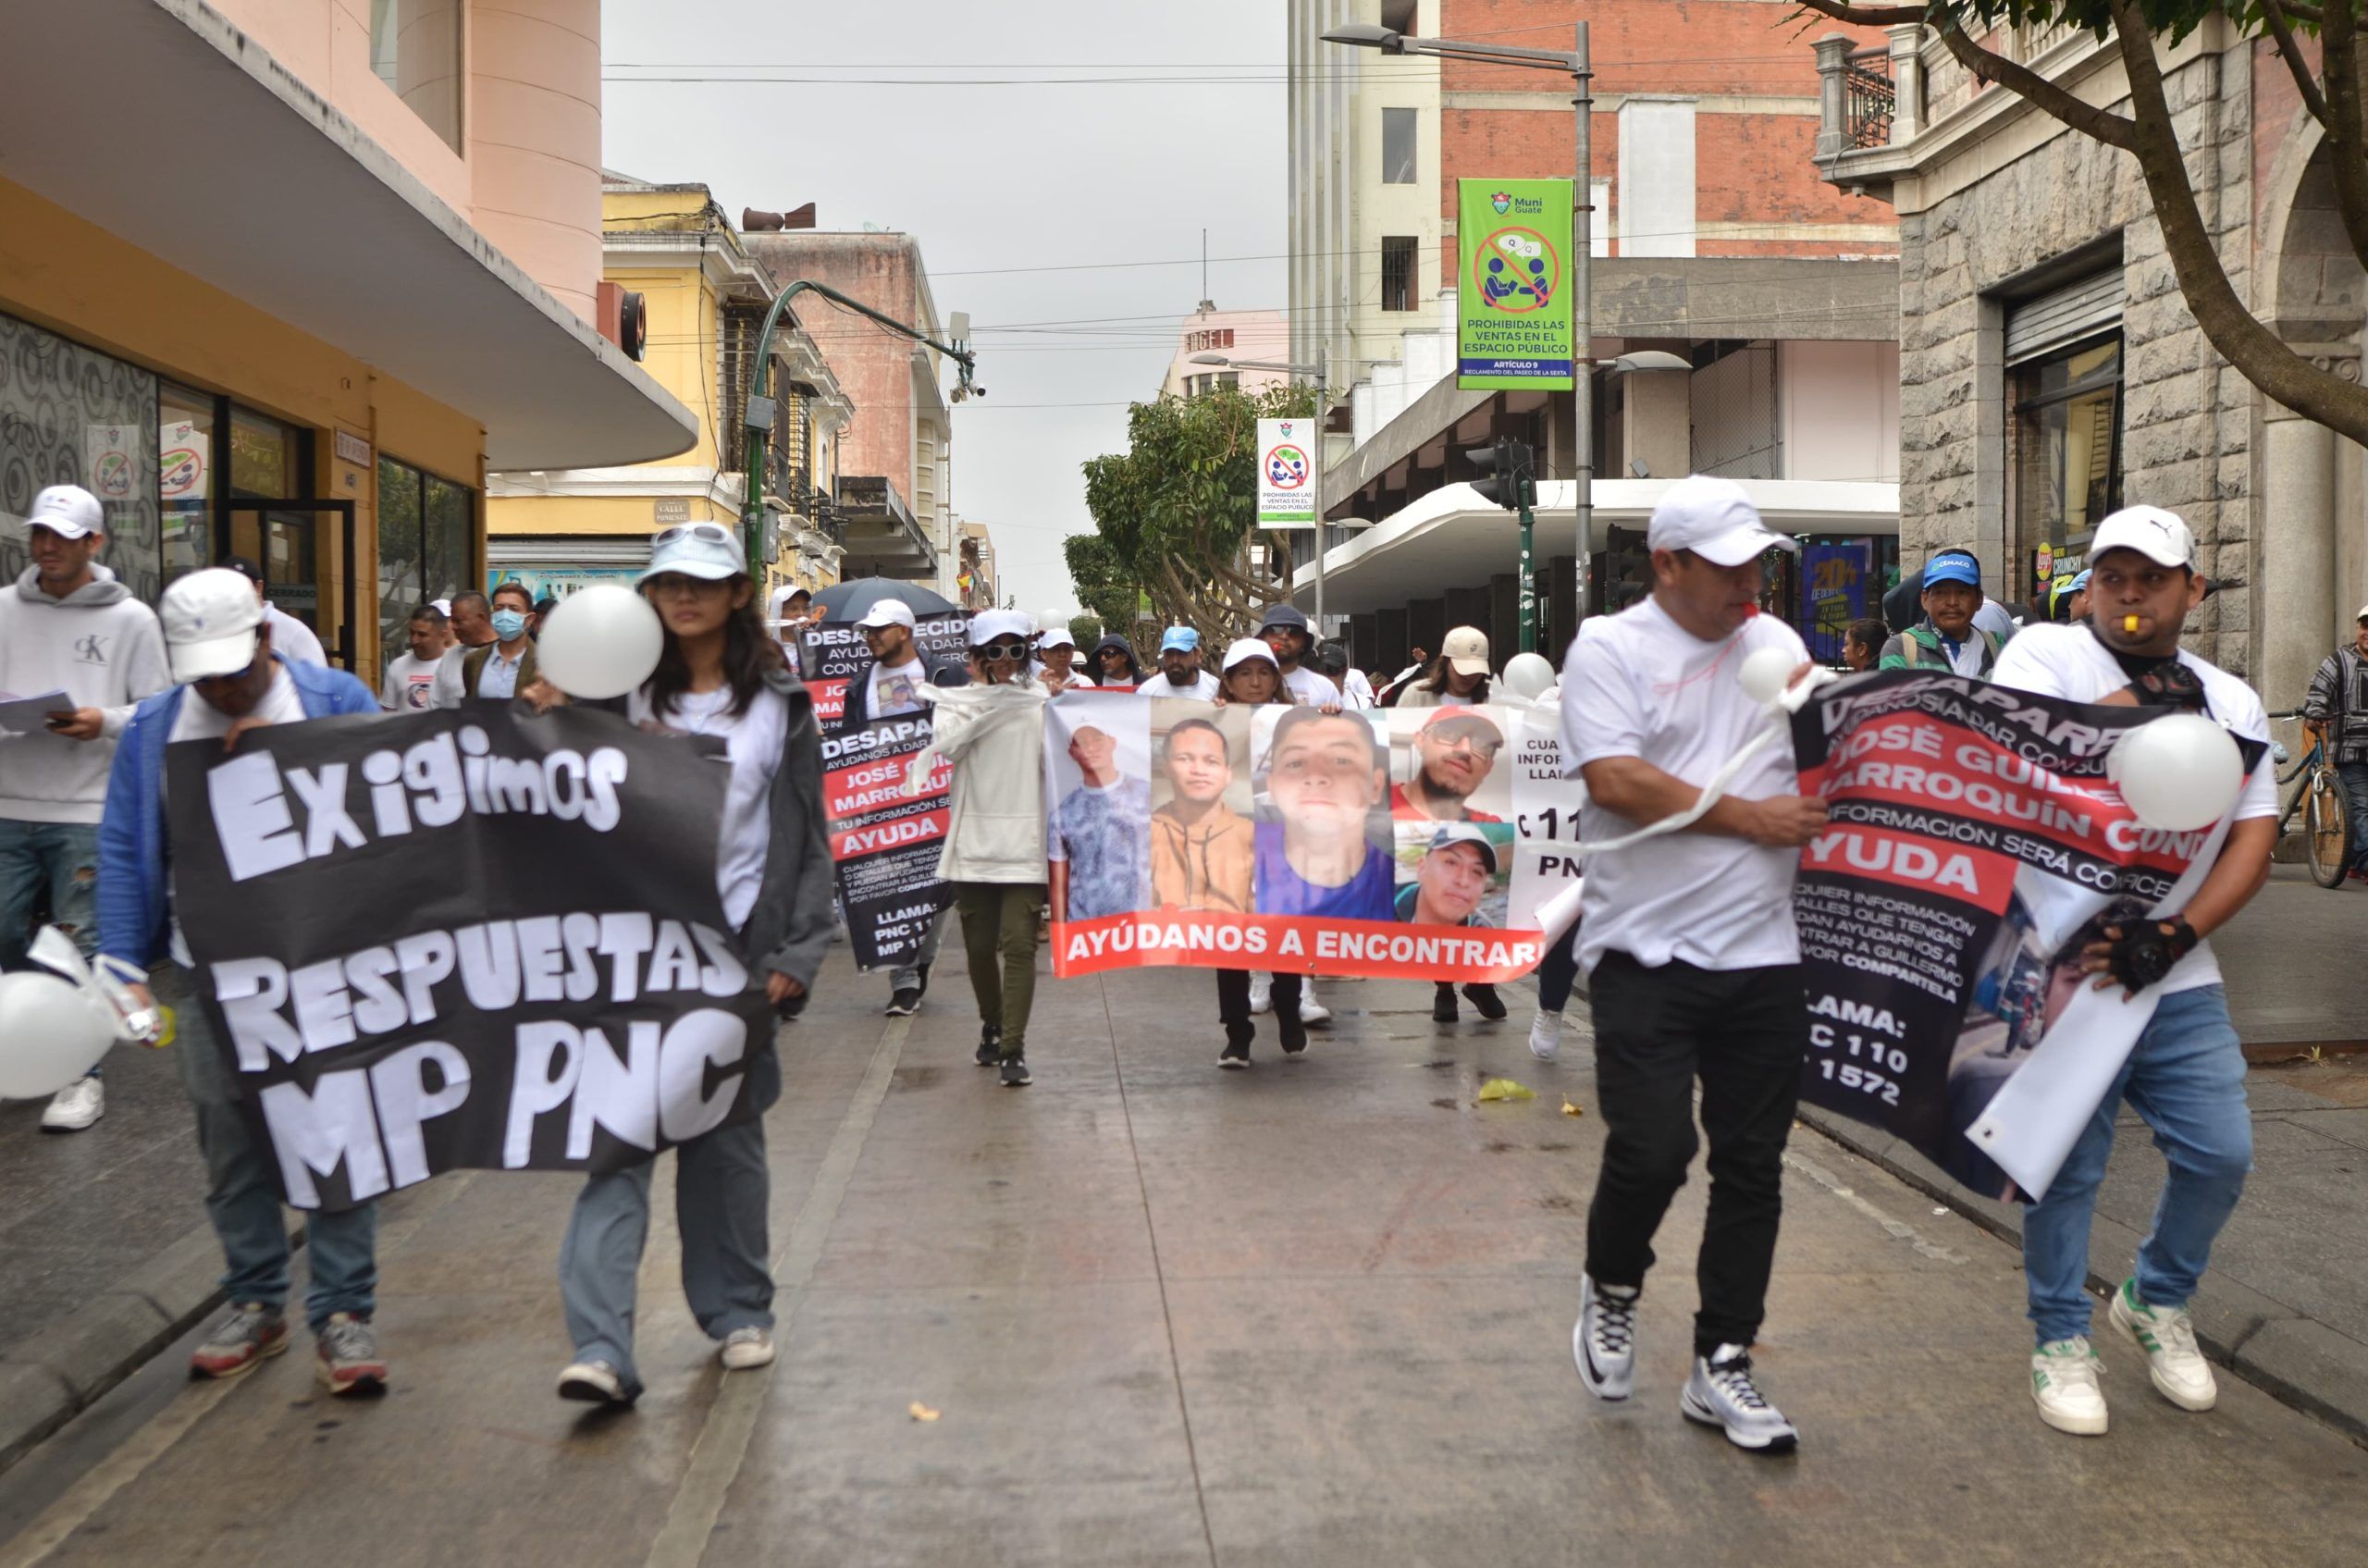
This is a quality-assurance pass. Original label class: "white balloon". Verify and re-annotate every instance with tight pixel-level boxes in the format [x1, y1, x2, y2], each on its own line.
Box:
[0, 970, 118, 1099]
[2107, 713, 2244, 832]
[1738, 645, 1797, 707]
[536, 585, 665, 701]
[1500, 651, 1556, 700]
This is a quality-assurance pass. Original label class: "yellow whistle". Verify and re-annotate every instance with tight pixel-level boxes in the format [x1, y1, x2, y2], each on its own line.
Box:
[2123, 614, 2140, 633]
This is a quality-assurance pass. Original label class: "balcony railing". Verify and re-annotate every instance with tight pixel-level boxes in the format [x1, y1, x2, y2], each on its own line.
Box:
[1844, 47, 1894, 151]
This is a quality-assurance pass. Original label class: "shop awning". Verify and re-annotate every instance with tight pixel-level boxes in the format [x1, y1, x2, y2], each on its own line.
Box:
[0, 0, 698, 471]
[1296, 478, 1899, 616]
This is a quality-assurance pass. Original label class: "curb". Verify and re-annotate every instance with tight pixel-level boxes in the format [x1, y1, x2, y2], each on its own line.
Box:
[1793, 1103, 2368, 1449]
[0, 1215, 302, 1475]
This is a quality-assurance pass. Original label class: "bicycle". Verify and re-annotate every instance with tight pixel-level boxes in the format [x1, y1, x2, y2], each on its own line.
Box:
[2269, 711, 2355, 889]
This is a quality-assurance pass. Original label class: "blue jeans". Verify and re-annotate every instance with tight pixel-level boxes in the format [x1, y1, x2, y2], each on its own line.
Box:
[2338, 761, 2368, 874]
[164, 969, 378, 1328]
[0, 818, 99, 969]
[2023, 985, 2251, 1344]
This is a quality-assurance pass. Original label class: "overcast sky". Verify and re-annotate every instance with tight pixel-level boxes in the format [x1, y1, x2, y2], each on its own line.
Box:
[599, 0, 1289, 617]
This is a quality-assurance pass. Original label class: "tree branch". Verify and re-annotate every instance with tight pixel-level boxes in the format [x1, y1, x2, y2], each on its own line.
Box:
[2316, 0, 2368, 276]
[2109, 2, 2368, 446]
[1933, 14, 2138, 150]
[1790, 0, 1928, 24]
[2260, 0, 2330, 130]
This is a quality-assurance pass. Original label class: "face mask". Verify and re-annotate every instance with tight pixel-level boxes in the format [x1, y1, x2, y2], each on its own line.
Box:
[491, 610, 528, 640]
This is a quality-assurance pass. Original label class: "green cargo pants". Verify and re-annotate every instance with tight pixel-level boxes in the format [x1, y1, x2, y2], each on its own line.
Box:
[954, 881, 1045, 1059]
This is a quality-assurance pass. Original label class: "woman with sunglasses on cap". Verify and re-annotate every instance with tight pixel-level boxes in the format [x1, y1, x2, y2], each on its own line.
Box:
[528, 521, 833, 1408]
[1206, 637, 1306, 1067]
[906, 609, 1051, 1086]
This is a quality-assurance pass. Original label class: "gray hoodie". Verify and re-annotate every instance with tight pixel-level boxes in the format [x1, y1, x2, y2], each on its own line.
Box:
[0, 564, 172, 824]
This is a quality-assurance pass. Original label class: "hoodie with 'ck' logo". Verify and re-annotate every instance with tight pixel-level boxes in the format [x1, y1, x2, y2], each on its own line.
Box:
[0, 564, 171, 824]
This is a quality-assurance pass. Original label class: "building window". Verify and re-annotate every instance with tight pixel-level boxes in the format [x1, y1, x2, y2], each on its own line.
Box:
[0, 312, 164, 604]
[370, 0, 465, 155]
[1383, 107, 1417, 184]
[2012, 334, 2122, 604]
[1183, 372, 1240, 400]
[377, 454, 476, 655]
[1381, 236, 1417, 311]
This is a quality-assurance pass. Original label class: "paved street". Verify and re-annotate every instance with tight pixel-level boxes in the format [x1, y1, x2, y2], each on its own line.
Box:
[4, 947, 2365, 1568]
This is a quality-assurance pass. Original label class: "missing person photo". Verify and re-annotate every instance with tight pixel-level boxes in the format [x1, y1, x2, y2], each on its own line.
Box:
[1249, 705, 1396, 921]
[1388, 706, 1511, 823]
[1148, 702, 1253, 914]
[1046, 698, 1154, 921]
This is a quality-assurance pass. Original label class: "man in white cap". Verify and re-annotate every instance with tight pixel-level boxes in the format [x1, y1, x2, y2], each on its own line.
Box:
[0, 484, 172, 1131]
[835, 596, 943, 1017]
[1987, 505, 2276, 1438]
[1138, 626, 1219, 699]
[2303, 600, 2368, 885]
[1561, 473, 1826, 1453]
[93, 567, 387, 1390]
[768, 583, 814, 674]
[1032, 623, 1095, 694]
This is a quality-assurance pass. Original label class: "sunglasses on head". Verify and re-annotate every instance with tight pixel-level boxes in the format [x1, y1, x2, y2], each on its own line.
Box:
[653, 522, 736, 549]
[976, 637, 1030, 661]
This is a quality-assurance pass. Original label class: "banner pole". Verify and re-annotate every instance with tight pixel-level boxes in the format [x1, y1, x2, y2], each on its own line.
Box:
[1571, 21, 1593, 641]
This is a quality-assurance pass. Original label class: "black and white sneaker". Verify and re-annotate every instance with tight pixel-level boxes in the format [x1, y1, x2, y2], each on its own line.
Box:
[999, 1055, 1032, 1088]
[1681, 1344, 1798, 1453]
[1572, 1277, 1638, 1401]
[1219, 1040, 1252, 1068]
[976, 1025, 1002, 1067]
[885, 988, 921, 1017]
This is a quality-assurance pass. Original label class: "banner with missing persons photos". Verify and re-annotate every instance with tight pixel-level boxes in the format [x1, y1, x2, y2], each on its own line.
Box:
[166, 707, 775, 1212]
[796, 611, 970, 726]
[1791, 670, 2263, 1201]
[1042, 693, 1585, 983]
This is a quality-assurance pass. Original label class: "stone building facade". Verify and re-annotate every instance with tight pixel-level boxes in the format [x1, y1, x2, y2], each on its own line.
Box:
[1814, 19, 2366, 712]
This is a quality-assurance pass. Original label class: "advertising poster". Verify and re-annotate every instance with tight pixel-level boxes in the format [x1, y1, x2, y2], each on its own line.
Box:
[797, 611, 970, 727]
[1790, 670, 2261, 1200]
[1256, 417, 1317, 528]
[1801, 540, 1869, 664]
[1455, 178, 1576, 391]
[1044, 693, 1581, 982]
[821, 713, 954, 972]
[166, 708, 773, 1212]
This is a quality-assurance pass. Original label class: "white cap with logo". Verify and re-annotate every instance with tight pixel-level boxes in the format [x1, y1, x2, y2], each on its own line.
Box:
[24, 485, 105, 541]
[1440, 625, 1490, 677]
[855, 597, 917, 631]
[2087, 505, 2197, 570]
[162, 568, 268, 683]
[1646, 475, 1797, 567]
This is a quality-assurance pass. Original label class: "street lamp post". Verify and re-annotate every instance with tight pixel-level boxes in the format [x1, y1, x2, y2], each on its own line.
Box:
[1190, 350, 1331, 633]
[744, 279, 978, 582]
[1323, 19, 1593, 636]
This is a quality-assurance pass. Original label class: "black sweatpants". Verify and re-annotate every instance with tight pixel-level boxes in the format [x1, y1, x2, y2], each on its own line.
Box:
[1215, 969, 1301, 1029]
[1584, 950, 1806, 1354]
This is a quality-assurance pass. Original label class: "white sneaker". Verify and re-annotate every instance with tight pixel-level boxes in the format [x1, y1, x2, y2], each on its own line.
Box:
[1297, 987, 1330, 1026]
[1528, 1008, 1562, 1061]
[1248, 974, 1272, 1015]
[719, 1326, 776, 1371]
[2108, 1278, 2216, 1411]
[40, 1075, 104, 1132]
[2030, 1337, 2109, 1436]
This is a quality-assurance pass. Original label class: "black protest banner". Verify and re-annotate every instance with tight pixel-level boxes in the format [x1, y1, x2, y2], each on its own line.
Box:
[1790, 671, 2256, 1197]
[798, 612, 969, 726]
[820, 714, 952, 971]
[166, 706, 773, 1211]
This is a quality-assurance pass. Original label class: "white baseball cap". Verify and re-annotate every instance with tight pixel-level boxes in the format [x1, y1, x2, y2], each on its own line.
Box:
[855, 597, 917, 631]
[637, 520, 745, 583]
[1039, 624, 1077, 649]
[1222, 636, 1278, 673]
[1440, 625, 1490, 677]
[2088, 505, 2197, 570]
[1646, 475, 1797, 567]
[161, 568, 267, 683]
[25, 485, 105, 540]
[2356, 603, 2368, 623]
[969, 608, 1031, 647]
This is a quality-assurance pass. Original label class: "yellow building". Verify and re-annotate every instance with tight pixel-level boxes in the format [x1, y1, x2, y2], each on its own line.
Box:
[0, 1, 694, 677]
[487, 180, 854, 601]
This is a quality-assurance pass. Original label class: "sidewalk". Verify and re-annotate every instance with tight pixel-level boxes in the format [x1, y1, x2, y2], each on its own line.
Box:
[3, 948, 2364, 1567]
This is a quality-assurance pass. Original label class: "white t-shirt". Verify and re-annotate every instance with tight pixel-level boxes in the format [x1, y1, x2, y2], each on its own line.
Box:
[1974, 597, 2020, 647]
[266, 604, 327, 666]
[1281, 666, 1340, 707]
[1027, 659, 1094, 688]
[1137, 670, 1220, 700]
[381, 650, 448, 712]
[1563, 600, 1809, 974]
[629, 685, 788, 930]
[167, 669, 307, 963]
[1341, 669, 1378, 710]
[867, 656, 928, 719]
[1990, 623, 2276, 994]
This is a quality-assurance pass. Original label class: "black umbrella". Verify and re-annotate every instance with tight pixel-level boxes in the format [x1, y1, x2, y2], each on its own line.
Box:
[810, 575, 959, 622]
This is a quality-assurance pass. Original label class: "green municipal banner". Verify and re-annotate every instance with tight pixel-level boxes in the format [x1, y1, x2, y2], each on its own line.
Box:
[1456, 179, 1575, 391]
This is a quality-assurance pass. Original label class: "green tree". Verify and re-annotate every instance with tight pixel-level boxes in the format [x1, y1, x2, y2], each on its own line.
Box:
[1076, 382, 1320, 641]
[1067, 614, 1103, 648]
[1798, 1, 2368, 446]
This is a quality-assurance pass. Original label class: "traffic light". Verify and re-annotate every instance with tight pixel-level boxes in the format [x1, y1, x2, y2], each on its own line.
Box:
[1467, 436, 1535, 512]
